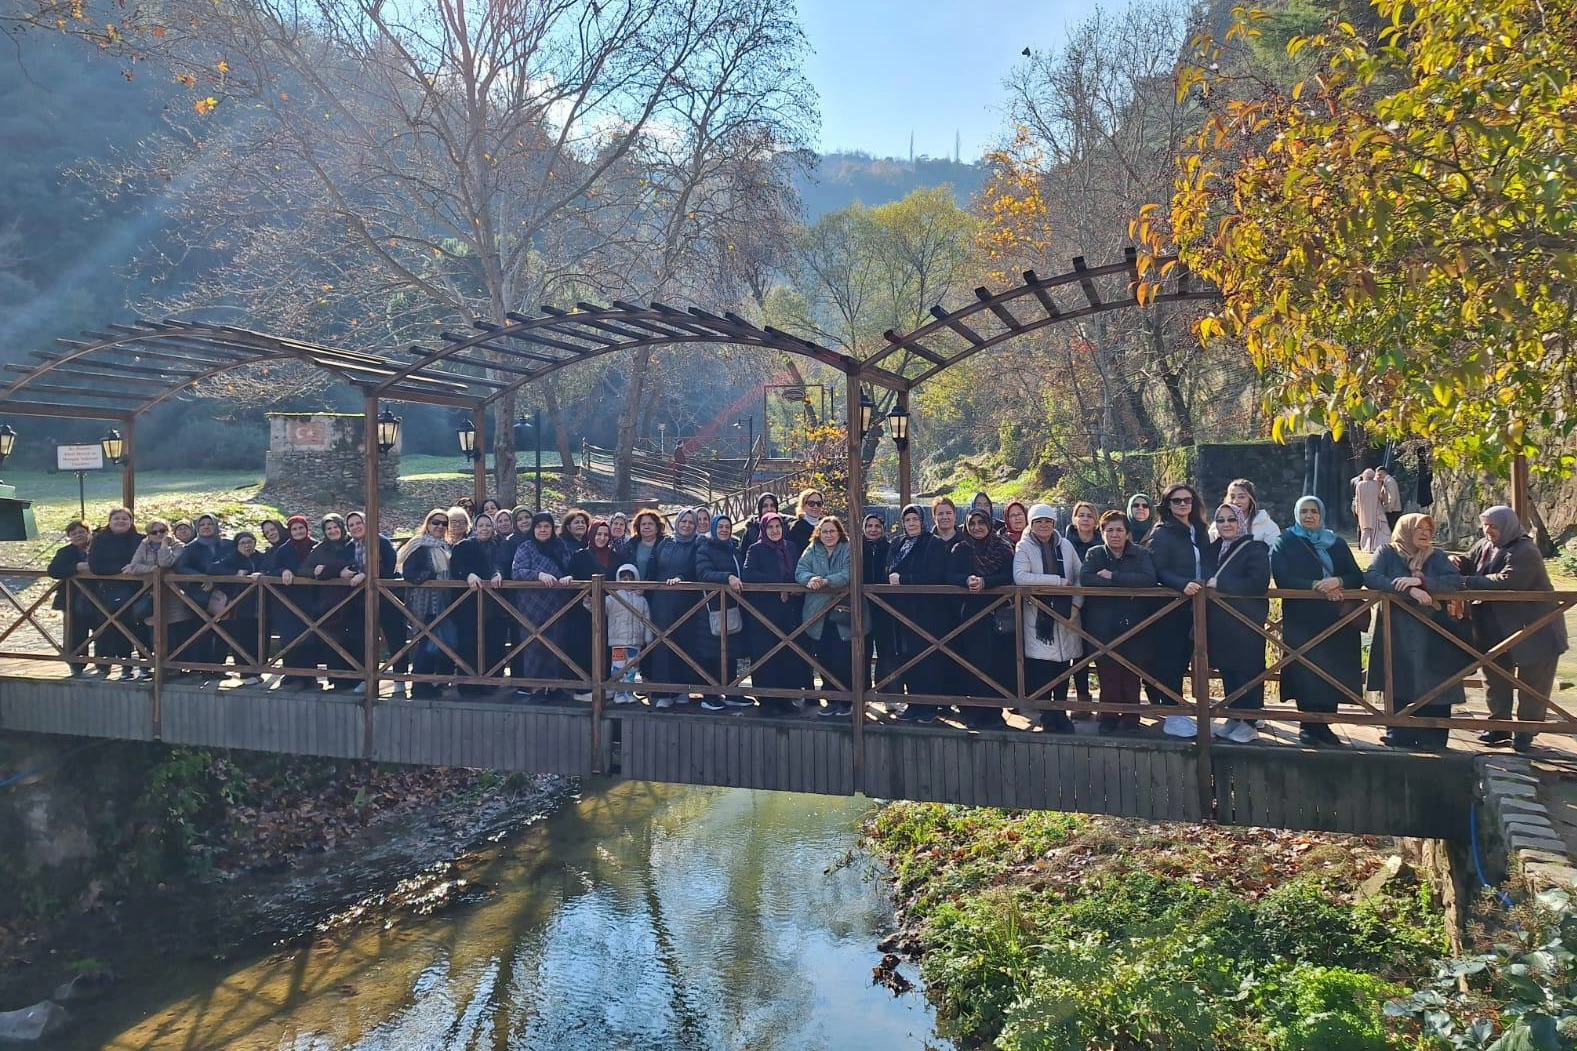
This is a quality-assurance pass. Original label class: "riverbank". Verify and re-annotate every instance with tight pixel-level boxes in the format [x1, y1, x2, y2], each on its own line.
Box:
[863, 803, 1448, 1050]
[0, 743, 569, 1014]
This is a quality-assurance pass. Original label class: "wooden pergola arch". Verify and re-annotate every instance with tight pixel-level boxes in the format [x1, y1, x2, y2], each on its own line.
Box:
[0, 247, 1210, 531]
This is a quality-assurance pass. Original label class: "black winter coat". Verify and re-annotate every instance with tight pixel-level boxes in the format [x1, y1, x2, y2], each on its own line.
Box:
[47, 542, 90, 611]
[885, 531, 951, 638]
[1204, 538, 1270, 672]
[787, 517, 818, 558]
[1148, 518, 1217, 592]
[210, 547, 268, 619]
[695, 536, 743, 614]
[1079, 544, 1160, 662]
[87, 528, 144, 606]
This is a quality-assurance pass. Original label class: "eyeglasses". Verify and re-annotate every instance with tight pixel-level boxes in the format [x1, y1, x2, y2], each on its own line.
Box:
[430, 519, 449, 527]
[1169, 496, 1194, 505]
[804, 500, 823, 508]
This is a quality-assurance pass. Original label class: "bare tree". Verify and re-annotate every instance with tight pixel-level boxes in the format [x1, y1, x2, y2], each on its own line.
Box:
[109, 0, 813, 503]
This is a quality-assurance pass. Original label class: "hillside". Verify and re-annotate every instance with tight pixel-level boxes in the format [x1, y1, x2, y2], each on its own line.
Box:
[794, 151, 988, 218]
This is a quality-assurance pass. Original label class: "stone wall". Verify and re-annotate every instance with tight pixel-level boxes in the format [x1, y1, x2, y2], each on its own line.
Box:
[264, 413, 399, 499]
[1103, 441, 1308, 523]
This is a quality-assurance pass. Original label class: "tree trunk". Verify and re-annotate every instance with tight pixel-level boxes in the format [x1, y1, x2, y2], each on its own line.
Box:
[493, 388, 519, 506]
[1160, 366, 1194, 445]
[543, 378, 576, 481]
[614, 348, 653, 502]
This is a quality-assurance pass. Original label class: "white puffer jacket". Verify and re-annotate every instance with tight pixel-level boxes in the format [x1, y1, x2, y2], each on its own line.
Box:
[605, 565, 654, 649]
[1012, 534, 1085, 662]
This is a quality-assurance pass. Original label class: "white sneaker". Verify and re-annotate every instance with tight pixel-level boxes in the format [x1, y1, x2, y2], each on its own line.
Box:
[654, 695, 674, 709]
[723, 696, 753, 707]
[1162, 714, 1198, 739]
[573, 690, 593, 702]
[1210, 719, 1234, 740]
[1227, 720, 1261, 744]
[614, 692, 637, 705]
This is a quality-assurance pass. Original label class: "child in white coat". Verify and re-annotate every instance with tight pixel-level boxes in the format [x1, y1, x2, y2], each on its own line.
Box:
[606, 564, 653, 704]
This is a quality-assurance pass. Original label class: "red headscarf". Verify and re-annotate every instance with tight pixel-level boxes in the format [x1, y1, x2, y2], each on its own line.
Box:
[1000, 500, 1028, 544]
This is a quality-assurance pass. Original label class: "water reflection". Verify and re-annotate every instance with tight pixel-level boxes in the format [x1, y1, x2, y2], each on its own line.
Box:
[71, 782, 943, 1051]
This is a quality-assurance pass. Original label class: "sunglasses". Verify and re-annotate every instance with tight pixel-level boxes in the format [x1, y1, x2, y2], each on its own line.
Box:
[804, 500, 823, 508]
[1213, 517, 1235, 524]
[148, 528, 168, 535]
[1131, 503, 1150, 509]
[1169, 496, 1194, 505]
[430, 519, 449, 527]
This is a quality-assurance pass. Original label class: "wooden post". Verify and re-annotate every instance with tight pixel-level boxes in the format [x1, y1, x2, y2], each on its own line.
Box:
[845, 370, 866, 793]
[362, 394, 381, 756]
[121, 417, 136, 513]
[590, 574, 606, 774]
[896, 391, 912, 508]
[1191, 591, 1212, 819]
[151, 567, 165, 739]
[472, 407, 488, 507]
[1512, 452, 1531, 530]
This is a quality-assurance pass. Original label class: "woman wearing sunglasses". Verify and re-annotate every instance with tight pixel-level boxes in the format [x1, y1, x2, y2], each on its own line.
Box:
[396, 508, 458, 699]
[1146, 483, 1216, 738]
[788, 488, 825, 557]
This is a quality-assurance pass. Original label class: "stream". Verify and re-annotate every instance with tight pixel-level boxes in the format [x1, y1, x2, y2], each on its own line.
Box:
[56, 781, 946, 1050]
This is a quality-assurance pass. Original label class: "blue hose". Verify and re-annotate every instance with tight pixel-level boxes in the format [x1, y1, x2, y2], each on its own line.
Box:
[1469, 804, 1518, 910]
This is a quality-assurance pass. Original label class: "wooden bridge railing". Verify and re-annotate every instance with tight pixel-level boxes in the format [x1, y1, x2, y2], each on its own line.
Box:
[2, 568, 1573, 749]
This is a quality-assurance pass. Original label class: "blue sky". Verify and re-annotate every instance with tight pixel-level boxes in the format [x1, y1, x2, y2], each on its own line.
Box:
[796, 0, 1087, 161]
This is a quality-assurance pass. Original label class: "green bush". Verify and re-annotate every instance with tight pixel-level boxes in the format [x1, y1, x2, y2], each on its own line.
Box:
[1257, 965, 1403, 1051]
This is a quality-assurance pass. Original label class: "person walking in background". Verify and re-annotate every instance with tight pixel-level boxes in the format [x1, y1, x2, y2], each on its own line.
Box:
[1376, 467, 1403, 531]
[1454, 506, 1568, 752]
[1364, 513, 1468, 750]
[1012, 504, 1082, 734]
[1271, 496, 1364, 747]
[1205, 503, 1271, 744]
[1352, 469, 1386, 554]
[1080, 511, 1158, 735]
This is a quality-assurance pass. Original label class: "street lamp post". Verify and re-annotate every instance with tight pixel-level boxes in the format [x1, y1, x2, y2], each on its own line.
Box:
[733, 416, 754, 461]
[513, 412, 543, 512]
[887, 398, 912, 507]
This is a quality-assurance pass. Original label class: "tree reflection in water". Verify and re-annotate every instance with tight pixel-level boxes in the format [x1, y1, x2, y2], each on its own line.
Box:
[72, 781, 944, 1051]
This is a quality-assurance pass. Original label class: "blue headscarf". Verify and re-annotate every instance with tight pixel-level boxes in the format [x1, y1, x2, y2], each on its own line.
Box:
[709, 513, 732, 541]
[1287, 495, 1337, 573]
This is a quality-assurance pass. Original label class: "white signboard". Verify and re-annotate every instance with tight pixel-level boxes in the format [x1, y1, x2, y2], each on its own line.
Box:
[56, 445, 104, 471]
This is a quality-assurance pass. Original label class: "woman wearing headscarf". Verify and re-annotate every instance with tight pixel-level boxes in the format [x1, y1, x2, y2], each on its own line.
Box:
[1204, 503, 1271, 744]
[258, 519, 286, 553]
[1146, 483, 1217, 738]
[1271, 496, 1365, 747]
[562, 519, 618, 698]
[397, 509, 456, 699]
[1126, 494, 1155, 545]
[301, 513, 359, 690]
[167, 512, 233, 677]
[695, 512, 748, 710]
[1364, 513, 1468, 750]
[969, 491, 1003, 531]
[887, 503, 952, 723]
[645, 507, 703, 708]
[608, 512, 629, 549]
[451, 512, 508, 696]
[743, 511, 808, 714]
[947, 508, 1018, 729]
[494, 509, 516, 544]
[87, 508, 146, 679]
[1012, 504, 1083, 734]
[211, 530, 268, 684]
[511, 511, 575, 702]
[861, 511, 892, 689]
[1080, 511, 1159, 734]
[740, 493, 781, 551]
[1455, 506, 1569, 751]
[797, 515, 856, 718]
[267, 514, 319, 687]
[998, 501, 1029, 546]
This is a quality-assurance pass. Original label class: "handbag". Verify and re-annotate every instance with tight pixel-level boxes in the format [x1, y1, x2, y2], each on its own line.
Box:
[992, 605, 1016, 635]
[709, 607, 742, 636]
[829, 602, 852, 631]
[206, 590, 229, 617]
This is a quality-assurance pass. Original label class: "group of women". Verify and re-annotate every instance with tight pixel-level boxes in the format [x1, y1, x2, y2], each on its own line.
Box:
[46, 478, 1567, 749]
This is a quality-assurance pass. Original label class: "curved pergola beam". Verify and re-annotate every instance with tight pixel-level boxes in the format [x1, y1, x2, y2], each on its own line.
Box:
[861, 250, 1219, 392]
[378, 302, 857, 406]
